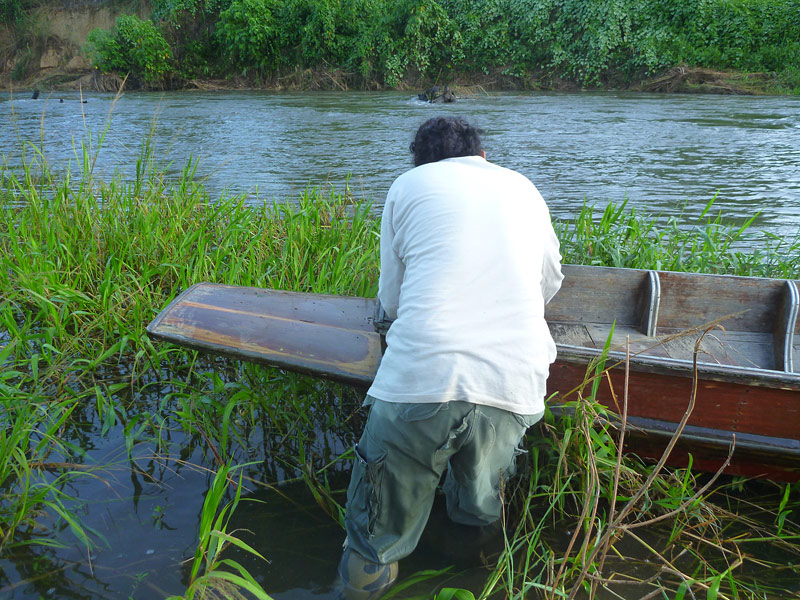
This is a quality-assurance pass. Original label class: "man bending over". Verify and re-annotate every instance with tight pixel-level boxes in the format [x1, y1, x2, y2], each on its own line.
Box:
[337, 116, 564, 599]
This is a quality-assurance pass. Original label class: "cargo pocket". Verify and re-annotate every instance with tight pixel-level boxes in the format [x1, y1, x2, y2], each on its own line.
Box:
[348, 443, 387, 538]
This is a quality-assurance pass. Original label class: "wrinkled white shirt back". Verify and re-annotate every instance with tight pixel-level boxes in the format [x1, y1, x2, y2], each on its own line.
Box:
[368, 155, 563, 415]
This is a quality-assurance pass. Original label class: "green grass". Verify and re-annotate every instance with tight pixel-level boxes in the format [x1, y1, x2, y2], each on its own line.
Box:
[0, 139, 376, 595]
[556, 198, 800, 278]
[1, 142, 799, 598]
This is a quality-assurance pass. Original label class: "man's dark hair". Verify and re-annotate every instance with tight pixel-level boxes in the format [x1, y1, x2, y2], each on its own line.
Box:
[410, 116, 484, 167]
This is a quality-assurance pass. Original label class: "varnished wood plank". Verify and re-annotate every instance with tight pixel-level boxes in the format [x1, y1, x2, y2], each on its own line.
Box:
[148, 284, 381, 385]
[584, 323, 652, 351]
[160, 284, 379, 332]
[547, 322, 596, 348]
[654, 329, 774, 369]
[623, 337, 671, 359]
[657, 271, 786, 332]
[545, 265, 650, 326]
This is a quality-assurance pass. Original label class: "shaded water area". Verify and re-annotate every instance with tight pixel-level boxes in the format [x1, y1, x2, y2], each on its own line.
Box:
[2, 89, 800, 241]
[0, 361, 509, 599]
[0, 360, 366, 599]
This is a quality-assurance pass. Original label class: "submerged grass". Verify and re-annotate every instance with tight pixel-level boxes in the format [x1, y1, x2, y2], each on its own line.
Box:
[1, 136, 800, 599]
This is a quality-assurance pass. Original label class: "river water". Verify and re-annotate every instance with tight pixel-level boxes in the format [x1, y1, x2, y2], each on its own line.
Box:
[2, 89, 800, 241]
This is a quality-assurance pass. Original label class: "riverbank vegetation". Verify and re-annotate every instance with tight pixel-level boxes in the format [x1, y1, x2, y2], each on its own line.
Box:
[3, 0, 800, 94]
[85, 0, 800, 93]
[96, 0, 800, 93]
[2, 137, 800, 598]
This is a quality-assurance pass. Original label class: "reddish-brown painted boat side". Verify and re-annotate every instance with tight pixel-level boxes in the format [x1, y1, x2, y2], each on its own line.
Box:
[547, 359, 800, 480]
[620, 434, 800, 482]
[547, 361, 800, 440]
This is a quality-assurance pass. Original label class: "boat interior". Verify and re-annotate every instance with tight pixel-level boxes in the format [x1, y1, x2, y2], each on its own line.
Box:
[546, 264, 800, 374]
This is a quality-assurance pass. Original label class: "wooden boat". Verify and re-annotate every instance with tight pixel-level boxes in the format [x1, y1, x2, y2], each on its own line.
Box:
[146, 264, 800, 481]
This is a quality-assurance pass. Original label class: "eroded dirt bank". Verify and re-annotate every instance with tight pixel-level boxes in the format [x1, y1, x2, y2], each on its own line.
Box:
[0, 2, 150, 92]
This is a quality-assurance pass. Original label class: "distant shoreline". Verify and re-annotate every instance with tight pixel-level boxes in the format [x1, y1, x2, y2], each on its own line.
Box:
[0, 64, 787, 97]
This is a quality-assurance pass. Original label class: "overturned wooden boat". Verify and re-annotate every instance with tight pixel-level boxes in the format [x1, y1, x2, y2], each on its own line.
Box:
[147, 265, 800, 481]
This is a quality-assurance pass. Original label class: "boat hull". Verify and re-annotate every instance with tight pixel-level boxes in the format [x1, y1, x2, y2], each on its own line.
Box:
[147, 266, 800, 481]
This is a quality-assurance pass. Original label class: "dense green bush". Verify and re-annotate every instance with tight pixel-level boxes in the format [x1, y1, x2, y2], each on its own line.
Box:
[0, 0, 29, 26]
[216, 0, 284, 74]
[379, 0, 461, 85]
[87, 15, 173, 87]
[676, 0, 800, 72]
[288, 0, 366, 66]
[82, 0, 800, 90]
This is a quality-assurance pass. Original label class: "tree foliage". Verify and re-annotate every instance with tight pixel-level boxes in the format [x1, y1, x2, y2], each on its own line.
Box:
[82, 0, 800, 91]
[87, 15, 172, 87]
[1, 0, 25, 25]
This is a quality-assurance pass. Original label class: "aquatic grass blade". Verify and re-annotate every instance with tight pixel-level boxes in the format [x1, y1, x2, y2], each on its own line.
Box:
[208, 529, 269, 564]
[380, 567, 453, 599]
[434, 589, 476, 600]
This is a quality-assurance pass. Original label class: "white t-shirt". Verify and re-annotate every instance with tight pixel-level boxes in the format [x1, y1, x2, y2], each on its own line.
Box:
[367, 155, 564, 415]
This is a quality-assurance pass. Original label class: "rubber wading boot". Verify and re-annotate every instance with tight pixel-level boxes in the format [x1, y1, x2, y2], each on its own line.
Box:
[336, 544, 399, 600]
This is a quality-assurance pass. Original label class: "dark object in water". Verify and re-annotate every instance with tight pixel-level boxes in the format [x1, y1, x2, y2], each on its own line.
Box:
[32, 89, 40, 99]
[419, 85, 455, 103]
[418, 86, 439, 101]
[433, 86, 456, 103]
[147, 264, 800, 481]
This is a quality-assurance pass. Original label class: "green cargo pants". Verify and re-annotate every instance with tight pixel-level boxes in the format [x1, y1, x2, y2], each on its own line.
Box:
[343, 397, 542, 564]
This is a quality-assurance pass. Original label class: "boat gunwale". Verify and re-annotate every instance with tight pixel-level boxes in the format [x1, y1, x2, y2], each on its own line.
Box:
[147, 281, 800, 389]
[556, 343, 800, 389]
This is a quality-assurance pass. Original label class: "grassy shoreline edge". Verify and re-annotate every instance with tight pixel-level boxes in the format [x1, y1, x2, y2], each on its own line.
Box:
[1, 150, 800, 598]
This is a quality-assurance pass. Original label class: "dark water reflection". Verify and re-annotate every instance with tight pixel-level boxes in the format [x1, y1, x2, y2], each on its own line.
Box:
[226, 483, 498, 600]
[2, 90, 799, 241]
[0, 364, 363, 599]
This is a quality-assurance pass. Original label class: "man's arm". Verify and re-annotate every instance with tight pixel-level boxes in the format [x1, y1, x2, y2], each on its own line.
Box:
[377, 199, 404, 320]
[541, 220, 564, 305]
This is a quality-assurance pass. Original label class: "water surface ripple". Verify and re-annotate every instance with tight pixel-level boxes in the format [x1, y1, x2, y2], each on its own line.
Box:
[2, 89, 799, 239]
